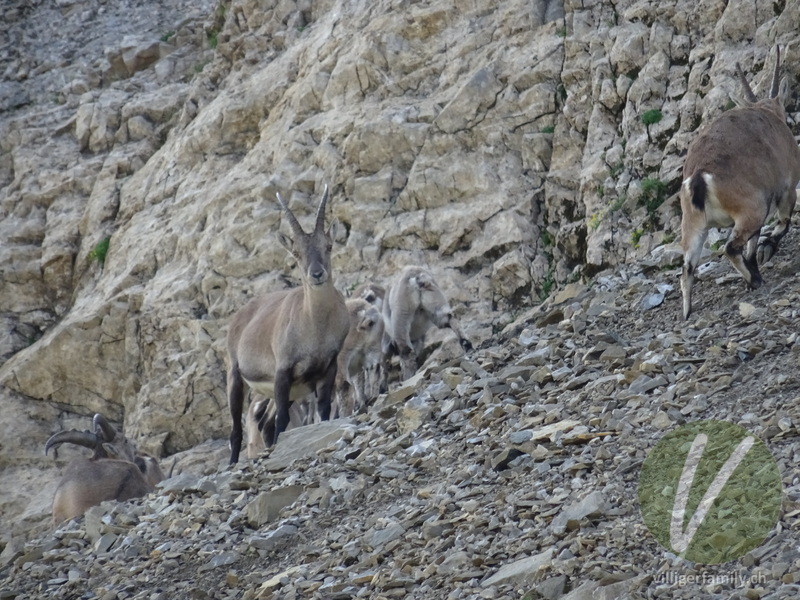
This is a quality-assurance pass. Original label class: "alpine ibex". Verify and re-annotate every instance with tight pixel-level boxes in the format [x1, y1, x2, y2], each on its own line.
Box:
[333, 298, 385, 418]
[227, 185, 350, 463]
[352, 282, 386, 312]
[46, 414, 165, 524]
[381, 266, 471, 388]
[680, 46, 800, 319]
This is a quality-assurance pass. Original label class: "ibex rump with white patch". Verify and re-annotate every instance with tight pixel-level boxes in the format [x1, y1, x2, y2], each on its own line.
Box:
[680, 46, 800, 319]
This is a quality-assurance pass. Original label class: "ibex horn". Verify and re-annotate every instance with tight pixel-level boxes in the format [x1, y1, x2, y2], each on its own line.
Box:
[45, 430, 99, 455]
[277, 192, 305, 236]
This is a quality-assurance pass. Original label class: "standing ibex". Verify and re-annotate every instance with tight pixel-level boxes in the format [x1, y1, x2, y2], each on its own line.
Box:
[333, 298, 385, 418]
[381, 266, 471, 388]
[46, 414, 165, 524]
[680, 46, 800, 319]
[227, 185, 350, 463]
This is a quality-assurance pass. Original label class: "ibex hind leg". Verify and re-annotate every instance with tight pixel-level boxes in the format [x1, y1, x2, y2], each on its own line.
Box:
[758, 187, 797, 264]
[725, 228, 763, 289]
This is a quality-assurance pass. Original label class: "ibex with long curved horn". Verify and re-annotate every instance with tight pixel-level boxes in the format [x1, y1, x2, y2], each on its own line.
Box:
[227, 185, 350, 463]
[680, 46, 800, 319]
[46, 414, 165, 524]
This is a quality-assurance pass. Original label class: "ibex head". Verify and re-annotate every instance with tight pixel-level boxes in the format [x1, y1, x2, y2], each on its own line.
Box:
[45, 414, 138, 463]
[413, 269, 453, 329]
[734, 45, 789, 119]
[276, 185, 338, 287]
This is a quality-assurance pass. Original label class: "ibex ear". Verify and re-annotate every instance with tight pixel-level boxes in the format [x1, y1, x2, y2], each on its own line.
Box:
[327, 218, 339, 242]
[277, 232, 295, 255]
[729, 91, 753, 109]
[102, 442, 121, 459]
[777, 77, 790, 106]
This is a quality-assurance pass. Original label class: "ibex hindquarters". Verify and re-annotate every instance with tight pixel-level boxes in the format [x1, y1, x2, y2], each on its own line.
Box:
[680, 46, 800, 320]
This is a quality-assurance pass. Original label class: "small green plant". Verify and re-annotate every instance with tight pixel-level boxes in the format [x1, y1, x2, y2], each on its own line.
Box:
[640, 178, 668, 225]
[609, 195, 626, 213]
[609, 162, 625, 178]
[710, 239, 726, 252]
[723, 99, 737, 111]
[631, 227, 645, 248]
[663, 231, 676, 244]
[538, 272, 556, 302]
[206, 1, 226, 49]
[88, 237, 110, 265]
[193, 60, 211, 73]
[556, 26, 567, 37]
[588, 212, 603, 230]
[207, 30, 219, 49]
[540, 125, 555, 134]
[541, 230, 554, 248]
[641, 109, 663, 126]
[160, 30, 176, 43]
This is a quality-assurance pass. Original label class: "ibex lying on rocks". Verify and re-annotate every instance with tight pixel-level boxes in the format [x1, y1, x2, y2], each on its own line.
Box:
[381, 266, 471, 389]
[46, 414, 164, 524]
[680, 46, 800, 319]
[227, 185, 350, 463]
[333, 298, 385, 417]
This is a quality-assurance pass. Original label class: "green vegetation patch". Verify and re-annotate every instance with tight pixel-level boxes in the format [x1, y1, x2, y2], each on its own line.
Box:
[641, 109, 663, 126]
[88, 237, 110, 265]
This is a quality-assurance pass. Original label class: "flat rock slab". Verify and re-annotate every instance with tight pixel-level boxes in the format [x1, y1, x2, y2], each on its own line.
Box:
[482, 548, 554, 587]
[262, 420, 356, 472]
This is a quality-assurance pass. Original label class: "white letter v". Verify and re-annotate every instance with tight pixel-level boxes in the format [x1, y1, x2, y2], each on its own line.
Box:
[669, 433, 755, 553]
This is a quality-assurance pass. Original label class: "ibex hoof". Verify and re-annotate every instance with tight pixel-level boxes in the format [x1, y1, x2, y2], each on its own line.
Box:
[757, 239, 777, 265]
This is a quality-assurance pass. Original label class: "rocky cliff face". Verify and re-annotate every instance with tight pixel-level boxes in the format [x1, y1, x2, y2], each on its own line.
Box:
[1, 0, 799, 540]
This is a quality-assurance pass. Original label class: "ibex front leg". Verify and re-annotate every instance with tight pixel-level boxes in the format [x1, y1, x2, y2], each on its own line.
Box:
[316, 359, 338, 422]
[271, 369, 293, 446]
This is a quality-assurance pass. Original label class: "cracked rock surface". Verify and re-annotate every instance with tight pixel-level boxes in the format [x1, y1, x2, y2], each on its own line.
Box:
[2, 0, 800, 598]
